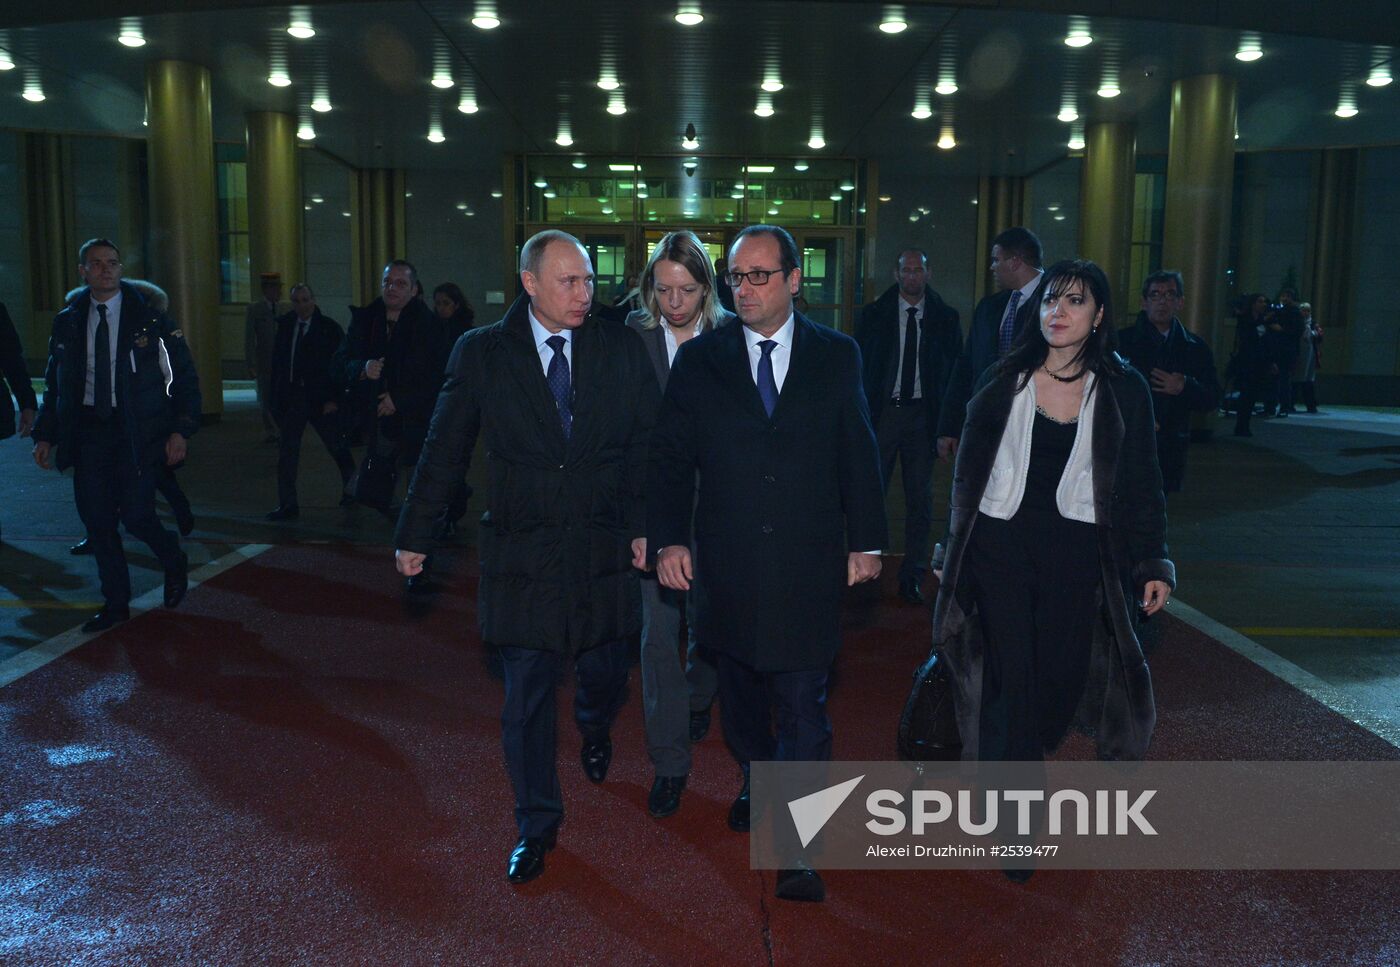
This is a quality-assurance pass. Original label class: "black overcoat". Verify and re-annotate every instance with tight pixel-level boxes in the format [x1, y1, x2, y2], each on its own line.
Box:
[930, 357, 1175, 761]
[0, 302, 37, 440]
[394, 294, 659, 655]
[936, 288, 1036, 440]
[647, 314, 888, 672]
[269, 308, 346, 415]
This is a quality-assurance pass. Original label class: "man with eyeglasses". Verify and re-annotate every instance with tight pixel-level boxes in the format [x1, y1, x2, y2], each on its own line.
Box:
[936, 226, 1043, 462]
[1117, 270, 1219, 494]
[31, 238, 201, 633]
[649, 224, 886, 904]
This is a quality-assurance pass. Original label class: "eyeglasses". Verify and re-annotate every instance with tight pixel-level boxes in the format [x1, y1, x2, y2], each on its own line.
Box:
[724, 268, 785, 287]
[1144, 291, 1179, 303]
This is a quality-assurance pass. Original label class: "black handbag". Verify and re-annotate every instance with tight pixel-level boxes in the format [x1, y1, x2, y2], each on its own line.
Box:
[896, 649, 962, 761]
[349, 422, 399, 512]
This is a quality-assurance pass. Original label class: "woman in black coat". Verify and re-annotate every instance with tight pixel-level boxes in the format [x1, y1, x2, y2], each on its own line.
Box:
[931, 260, 1173, 767]
[1231, 293, 1273, 437]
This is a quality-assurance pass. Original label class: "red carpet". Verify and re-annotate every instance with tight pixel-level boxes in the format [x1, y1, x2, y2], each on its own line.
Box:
[1, 543, 1396, 964]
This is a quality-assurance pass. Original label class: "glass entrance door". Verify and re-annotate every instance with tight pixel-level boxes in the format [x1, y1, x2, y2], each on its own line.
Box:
[789, 231, 855, 331]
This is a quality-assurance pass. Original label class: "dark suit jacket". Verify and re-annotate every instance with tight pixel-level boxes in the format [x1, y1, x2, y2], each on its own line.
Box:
[854, 283, 962, 450]
[394, 293, 659, 655]
[647, 313, 888, 672]
[32, 281, 201, 471]
[269, 308, 346, 414]
[937, 287, 1036, 440]
[0, 302, 37, 441]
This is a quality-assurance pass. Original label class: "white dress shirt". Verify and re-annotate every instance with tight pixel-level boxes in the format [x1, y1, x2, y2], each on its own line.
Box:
[893, 296, 924, 400]
[527, 306, 573, 375]
[663, 319, 703, 367]
[84, 291, 122, 407]
[742, 314, 795, 390]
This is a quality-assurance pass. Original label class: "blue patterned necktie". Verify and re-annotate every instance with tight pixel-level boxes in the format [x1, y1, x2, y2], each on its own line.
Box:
[94, 303, 112, 419]
[997, 289, 1022, 357]
[757, 339, 778, 417]
[545, 334, 572, 439]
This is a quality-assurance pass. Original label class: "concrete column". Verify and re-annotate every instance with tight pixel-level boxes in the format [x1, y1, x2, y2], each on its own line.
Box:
[1078, 121, 1137, 325]
[1304, 148, 1360, 373]
[146, 60, 221, 418]
[1161, 74, 1237, 359]
[350, 168, 406, 304]
[245, 112, 304, 293]
[973, 175, 1028, 305]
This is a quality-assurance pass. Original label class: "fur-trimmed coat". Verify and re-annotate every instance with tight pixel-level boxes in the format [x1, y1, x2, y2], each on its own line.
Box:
[930, 355, 1174, 761]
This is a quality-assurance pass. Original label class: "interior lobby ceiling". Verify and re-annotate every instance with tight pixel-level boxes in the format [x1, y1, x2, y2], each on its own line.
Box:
[0, 1, 1396, 178]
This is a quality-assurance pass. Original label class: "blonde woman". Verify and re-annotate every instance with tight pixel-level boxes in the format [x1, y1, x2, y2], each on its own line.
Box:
[627, 231, 736, 818]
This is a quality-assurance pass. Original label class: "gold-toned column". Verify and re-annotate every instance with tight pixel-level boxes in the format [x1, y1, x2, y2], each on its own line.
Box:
[1161, 74, 1237, 360]
[18, 132, 77, 317]
[1304, 148, 1359, 374]
[146, 60, 221, 418]
[245, 112, 303, 293]
[973, 175, 1029, 304]
[1078, 121, 1136, 325]
[350, 168, 407, 304]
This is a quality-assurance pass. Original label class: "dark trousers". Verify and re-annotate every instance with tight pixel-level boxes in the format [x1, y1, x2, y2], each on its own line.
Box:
[1276, 366, 1297, 413]
[74, 411, 183, 609]
[715, 653, 831, 767]
[1294, 381, 1318, 412]
[1235, 375, 1263, 434]
[967, 511, 1099, 762]
[1155, 434, 1186, 495]
[499, 640, 629, 838]
[876, 402, 935, 583]
[639, 573, 718, 777]
[275, 398, 355, 508]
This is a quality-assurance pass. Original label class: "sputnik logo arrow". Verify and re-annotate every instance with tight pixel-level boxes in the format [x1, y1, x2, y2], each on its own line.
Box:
[787, 775, 864, 848]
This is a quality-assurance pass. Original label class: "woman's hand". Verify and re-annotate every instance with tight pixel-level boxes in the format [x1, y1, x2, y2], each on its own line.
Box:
[1141, 580, 1171, 616]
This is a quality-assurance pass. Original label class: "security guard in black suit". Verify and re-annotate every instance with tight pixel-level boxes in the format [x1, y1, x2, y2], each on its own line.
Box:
[32, 239, 201, 633]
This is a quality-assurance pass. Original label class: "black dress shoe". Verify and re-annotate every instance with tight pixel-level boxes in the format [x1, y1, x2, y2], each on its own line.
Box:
[775, 866, 825, 902]
[265, 505, 300, 521]
[898, 580, 926, 605]
[689, 708, 711, 743]
[648, 776, 687, 818]
[507, 832, 556, 884]
[81, 607, 130, 634]
[164, 552, 189, 609]
[70, 538, 94, 556]
[728, 775, 751, 832]
[581, 735, 613, 783]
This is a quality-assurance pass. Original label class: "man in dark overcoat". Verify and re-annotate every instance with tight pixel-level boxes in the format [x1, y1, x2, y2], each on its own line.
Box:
[31, 238, 200, 633]
[266, 283, 355, 519]
[855, 248, 963, 603]
[648, 225, 887, 903]
[394, 230, 659, 886]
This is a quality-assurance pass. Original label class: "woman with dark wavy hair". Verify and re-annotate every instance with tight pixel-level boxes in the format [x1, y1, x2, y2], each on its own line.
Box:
[931, 258, 1173, 771]
[626, 230, 736, 819]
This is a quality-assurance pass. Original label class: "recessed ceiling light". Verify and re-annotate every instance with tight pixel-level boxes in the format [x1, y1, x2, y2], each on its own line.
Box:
[287, 22, 315, 40]
[1053, 214, 1066, 221]
[1057, 108, 1078, 123]
[543, 189, 557, 198]
[879, 19, 908, 34]
[598, 76, 619, 91]
[675, 3, 703, 26]
[471, 4, 501, 29]
[767, 208, 778, 215]
[793, 161, 809, 171]
[342, 211, 351, 217]
[829, 192, 842, 201]
[1068, 134, 1086, 150]
[465, 210, 475, 217]
[1097, 85, 1121, 98]
[840, 181, 855, 191]
[311, 97, 332, 113]
[432, 73, 454, 89]
[934, 81, 957, 95]
[534, 178, 548, 187]
[601, 206, 614, 214]
[297, 124, 315, 140]
[1064, 29, 1092, 47]
[571, 159, 587, 169]
[427, 130, 446, 143]
[878, 194, 891, 202]
[311, 195, 324, 204]
[731, 190, 744, 199]
[1367, 68, 1393, 87]
[472, 15, 500, 28]
[1235, 32, 1263, 62]
[608, 164, 636, 172]
[773, 198, 784, 205]
[268, 71, 291, 88]
[556, 132, 574, 147]
[456, 203, 468, 210]
[490, 189, 503, 198]
[607, 96, 626, 115]
[1335, 104, 1359, 118]
[458, 94, 479, 114]
[754, 103, 774, 117]
[937, 131, 956, 150]
[744, 165, 775, 173]
[682, 137, 699, 149]
[908, 213, 919, 222]
[1047, 204, 1060, 212]
[304, 205, 312, 211]
[0, 52, 14, 71]
[118, 30, 146, 48]
[808, 135, 825, 150]
[22, 87, 45, 103]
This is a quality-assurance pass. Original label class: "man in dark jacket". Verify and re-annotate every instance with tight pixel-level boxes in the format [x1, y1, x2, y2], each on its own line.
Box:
[649, 225, 887, 903]
[394, 230, 659, 886]
[855, 249, 963, 603]
[266, 283, 355, 519]
[31, 238, 200, 633]
[1117, 271, 1220, 494]
[1, 301, 37, 545]
[936, 227, 1043, 460]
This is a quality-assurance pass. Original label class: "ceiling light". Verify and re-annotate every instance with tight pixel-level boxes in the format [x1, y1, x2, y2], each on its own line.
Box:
[601, 206, 614, 214]
[427, 129, 445, 144]
[808, 135, 825, 150]
[908, 213, 919, 222]
[533, 178, 548, 187]
[773, 198, 783, 205]
[937, 129, 956, 150]
[311, 96, 332, 113]
[432, 73, 454, 89]
[1368, 66, 1393, 87]
[598, 75, 619, 91]
[571, 159, 587, 169]
[458, 93, 479, 114]
[744, 165, 775, 173]
[761, 78, 783, 93]
[840, 181, 855, 191]
[675, 3, 704, 26]
[608, 164, 636, 172]
[1068, 132, 1086, 150]
[1054, 214, 1066, 221]
[1047, 204, 1060, 212]
[311, 195, 324, 204]
[465, 210, 475, 217]
[880, 12, 908, 34]
[731, 189, 744, 199]
[22, 86, 45, 103]
[793, 161, 809, 171]
[297, 123, 315, 140]
[878, 194, 891, 202]
[455, 203, 468, 210]
[472, 4, 500, 29]
[543, 189, 557, 198]
[342, 211, 351, 217]
[1335, 103, 1359, 118]
[1064, 24, 1093, 47]
[637, 190, 649, 198]
[555, 132, 574, 147]
[268, 71, 291, 88]
[829, 192, 842, 201]
[118, 29, 146, 48]
[767, 208, 778, 215]
[1057, 108, 1078, 123]
[607, 96, 626, 115]
[911, 105, 932, 120]
[1235, 32, 1263, 62]
[1098, 84, 1121, 98]
[0, 52, 13, 71]
[811, 213, 821, 220]
[755, 102, 774, 117]
[287, 21, 315, 40]
[490, 189, 503, 198]
[682, 123, 699, 150]
[304, 205, 311, 211]
[934, 80, 958, 95]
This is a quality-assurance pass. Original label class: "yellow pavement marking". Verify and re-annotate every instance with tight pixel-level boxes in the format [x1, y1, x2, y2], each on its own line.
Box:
[0, 601, 104, 610]
[1236, 627, 1397, 638]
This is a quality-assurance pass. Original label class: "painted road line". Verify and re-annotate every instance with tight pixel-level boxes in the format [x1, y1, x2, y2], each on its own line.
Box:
[0, 543, 273, 689]
[1171, 597, 1400, 750]
[1236, 627, 1397, 638]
